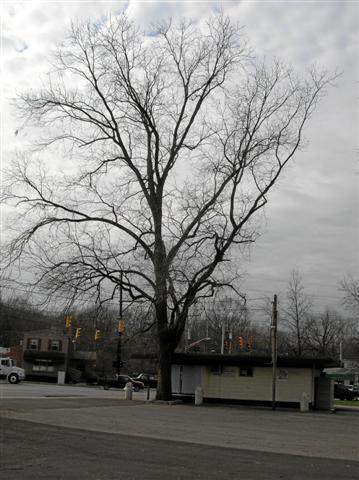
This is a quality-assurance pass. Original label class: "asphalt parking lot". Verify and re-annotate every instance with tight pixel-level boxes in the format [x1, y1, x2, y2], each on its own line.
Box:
[1, 381, 358, 461]
[1, 382, 358, 479]
[0, 379, 156, 400]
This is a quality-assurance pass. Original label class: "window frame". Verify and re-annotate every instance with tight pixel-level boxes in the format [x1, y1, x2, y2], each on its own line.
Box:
[239, 367, 254, 377]
[29, 338, 40, 350]
[48, 339, 62, 352]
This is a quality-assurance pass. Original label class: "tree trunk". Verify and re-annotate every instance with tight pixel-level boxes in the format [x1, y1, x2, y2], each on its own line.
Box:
[156, 339, 174, 401]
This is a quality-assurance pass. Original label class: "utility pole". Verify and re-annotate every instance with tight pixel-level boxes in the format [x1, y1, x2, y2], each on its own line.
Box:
[116, 272, 123, 376]
[271, 294, 278, 411]
[221, 322, 225, 354]
[339, 340, 343, 366]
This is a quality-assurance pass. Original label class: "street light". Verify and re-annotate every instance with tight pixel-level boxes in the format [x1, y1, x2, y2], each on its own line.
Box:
[187, 337, 211, 351]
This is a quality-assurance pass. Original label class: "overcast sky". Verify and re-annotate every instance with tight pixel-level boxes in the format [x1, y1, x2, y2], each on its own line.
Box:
[1, 1, 358, 314]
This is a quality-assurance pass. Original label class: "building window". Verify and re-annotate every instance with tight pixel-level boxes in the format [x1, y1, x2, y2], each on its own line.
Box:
[32, 359, 55, 372]
[48, 340, 61, 352]
[210, 365, 222, 375]
[29, 339, 40, 350]
[239, 367, 254, 377]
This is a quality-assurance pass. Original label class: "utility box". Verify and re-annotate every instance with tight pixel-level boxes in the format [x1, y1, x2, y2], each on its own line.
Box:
[315, 377, 333, 410]
[57, 371, 66, 385]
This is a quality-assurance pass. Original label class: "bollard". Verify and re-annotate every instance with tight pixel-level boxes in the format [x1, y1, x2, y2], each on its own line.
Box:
[124, 382, 133, 400]
[57, 371, 65, 385]
[300, 392, 309, 412]
[195, 386, 203, 406]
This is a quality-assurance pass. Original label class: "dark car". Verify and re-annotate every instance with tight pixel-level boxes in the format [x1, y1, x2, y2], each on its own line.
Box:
[334, 383, 356, 401]
[134, 373, 158, 388]
[98, 374, 144, 391]
[83, 371, 100, 385]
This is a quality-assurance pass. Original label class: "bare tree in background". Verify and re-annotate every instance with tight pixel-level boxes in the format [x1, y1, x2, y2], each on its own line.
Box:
[340, 276, 359, 313]
[2, 14, 333, 399]
[305, 308, 344, 357]
[0, 295, 53, 346]
[281, 269, 312, 356]
[198, 297, 250, 353]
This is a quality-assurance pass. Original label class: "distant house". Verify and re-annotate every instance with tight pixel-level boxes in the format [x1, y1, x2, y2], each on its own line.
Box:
[171, 353, 338, 410]
[1, 345, 27, 367]
[7, 344, 24, 366]
[23, 329, 96, 381]
[23, 329, 70, 380]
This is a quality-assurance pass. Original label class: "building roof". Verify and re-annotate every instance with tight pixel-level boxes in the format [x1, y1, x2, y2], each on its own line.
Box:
[23, 328, 67, 338]
[172, 352, 338, 369]
[324, 367, 358, 378]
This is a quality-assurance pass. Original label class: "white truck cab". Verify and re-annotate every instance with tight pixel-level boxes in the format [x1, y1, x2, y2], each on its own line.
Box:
[0, 357, 26, 383]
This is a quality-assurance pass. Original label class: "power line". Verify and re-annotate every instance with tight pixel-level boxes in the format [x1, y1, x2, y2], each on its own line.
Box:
[1, 277, 346, 310]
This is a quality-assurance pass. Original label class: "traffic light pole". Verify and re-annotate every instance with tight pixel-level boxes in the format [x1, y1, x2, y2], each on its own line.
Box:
[116, 272, 123, 376]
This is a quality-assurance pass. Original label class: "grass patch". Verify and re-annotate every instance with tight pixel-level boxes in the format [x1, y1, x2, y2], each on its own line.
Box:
[334, 399, 359, 407]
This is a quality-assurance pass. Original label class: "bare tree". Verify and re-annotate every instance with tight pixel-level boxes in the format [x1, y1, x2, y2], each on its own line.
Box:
[340, 276, 359, 313]
[197, 297, 250, 353]
[305, 309, 344, 357]
[2, 14, 333, 399]
[281, 269, 312, 356]
[0, 292, 55, 346]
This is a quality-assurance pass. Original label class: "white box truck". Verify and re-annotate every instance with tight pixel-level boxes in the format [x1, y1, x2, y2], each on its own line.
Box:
[0, 357, 26, 383]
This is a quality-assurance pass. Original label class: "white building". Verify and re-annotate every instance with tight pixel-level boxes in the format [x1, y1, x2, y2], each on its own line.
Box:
[172, 353, 337, 410]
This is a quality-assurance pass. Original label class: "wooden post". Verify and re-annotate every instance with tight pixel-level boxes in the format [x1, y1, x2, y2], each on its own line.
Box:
[221, 323, 225, 354]
[271, 294, 278, 410]
[339, 340, 343, 365]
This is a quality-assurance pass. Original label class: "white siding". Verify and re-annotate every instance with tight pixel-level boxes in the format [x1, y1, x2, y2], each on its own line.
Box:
[181, 366, 202, 394]
[172, 365, 202, 394]
[171, 364, 181, 393]
[201, 366, 314, 402]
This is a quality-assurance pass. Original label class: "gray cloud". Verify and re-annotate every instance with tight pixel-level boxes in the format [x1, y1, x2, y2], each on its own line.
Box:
[1, 34, 28, 53]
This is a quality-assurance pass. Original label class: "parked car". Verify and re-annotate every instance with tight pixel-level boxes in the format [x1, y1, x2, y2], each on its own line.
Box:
[134, 373, 158, 388]
[98, 374, 145, 391]
[347, 385, 359, 393]
[334, 383, 356, 401]
[83, 370, 100, 385]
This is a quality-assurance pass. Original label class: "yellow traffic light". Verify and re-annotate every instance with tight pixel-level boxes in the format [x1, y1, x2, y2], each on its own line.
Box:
[118, 319, 125, 334]
[65, 315, 72, 329]
[238, 336, 244, 349]
[94, 329, 101, 341]
[75, 327, 81, 339]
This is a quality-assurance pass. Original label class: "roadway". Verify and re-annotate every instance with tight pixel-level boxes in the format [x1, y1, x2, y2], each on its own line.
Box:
[1, 382, 358, 479]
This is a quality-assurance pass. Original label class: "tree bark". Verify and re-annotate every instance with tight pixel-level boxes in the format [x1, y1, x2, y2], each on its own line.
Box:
[156, 335, 174, 401]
